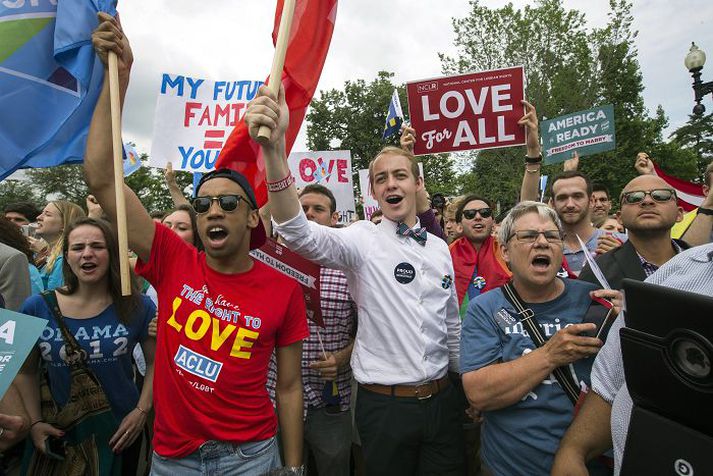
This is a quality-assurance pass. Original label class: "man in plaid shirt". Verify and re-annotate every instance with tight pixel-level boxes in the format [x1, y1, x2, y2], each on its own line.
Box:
[268, 184, 357, 476]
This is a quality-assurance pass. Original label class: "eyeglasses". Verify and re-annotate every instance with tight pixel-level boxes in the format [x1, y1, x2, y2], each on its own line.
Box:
[620, 189, 676, 205]
[507, 229, 563, 243]
[191, 195, 247, 214]
[462, 208, 492, 220]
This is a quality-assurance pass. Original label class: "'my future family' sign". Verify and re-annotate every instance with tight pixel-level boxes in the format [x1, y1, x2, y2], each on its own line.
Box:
[406, 67, 526, 155]
[541, 104, 616, 164]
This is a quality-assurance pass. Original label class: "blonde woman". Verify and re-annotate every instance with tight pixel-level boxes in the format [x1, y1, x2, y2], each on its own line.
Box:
[34, 200, 85, 291]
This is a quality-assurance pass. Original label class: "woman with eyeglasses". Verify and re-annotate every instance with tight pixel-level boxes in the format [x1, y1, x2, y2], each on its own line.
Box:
[16, 217, 156, 475]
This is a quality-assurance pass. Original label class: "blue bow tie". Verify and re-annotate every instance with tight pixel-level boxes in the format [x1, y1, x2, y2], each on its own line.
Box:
[396, 222, 427, 245]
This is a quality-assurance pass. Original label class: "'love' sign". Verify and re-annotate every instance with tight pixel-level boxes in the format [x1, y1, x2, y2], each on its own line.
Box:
[406, 67, 526, 155]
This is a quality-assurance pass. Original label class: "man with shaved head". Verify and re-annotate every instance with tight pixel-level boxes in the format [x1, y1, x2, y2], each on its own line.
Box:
[579, 174, 687, 289]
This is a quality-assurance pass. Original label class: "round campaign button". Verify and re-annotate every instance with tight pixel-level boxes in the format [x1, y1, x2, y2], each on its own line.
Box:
[394, 262, 416, 284]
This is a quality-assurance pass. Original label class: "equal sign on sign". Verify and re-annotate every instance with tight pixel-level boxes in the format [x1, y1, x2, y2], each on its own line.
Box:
[204, 130, 225, 149]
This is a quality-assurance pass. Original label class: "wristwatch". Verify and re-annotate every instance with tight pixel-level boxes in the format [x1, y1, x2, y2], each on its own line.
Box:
[698, 207, 713, 216]
[525, 154, 543, 164]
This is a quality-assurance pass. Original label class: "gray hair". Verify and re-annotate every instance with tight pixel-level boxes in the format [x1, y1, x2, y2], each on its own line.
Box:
[498, 201, 563, 245]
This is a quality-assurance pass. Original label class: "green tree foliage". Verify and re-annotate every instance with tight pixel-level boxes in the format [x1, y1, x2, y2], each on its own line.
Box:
[8, 154, 192, 214]
[441, 0, 684, 202]
[669, 112, 713, 181]
[306, 71, 457, 197]
[0, 178, 41, 212]
[25, 164, 89, 206]
[124, 155, 193, 213]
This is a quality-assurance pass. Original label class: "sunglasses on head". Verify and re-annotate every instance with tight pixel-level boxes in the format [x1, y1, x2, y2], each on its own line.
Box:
[462, 208, 492, 220]
[191, 195, 247, 214]
[620, 189, 676, 205]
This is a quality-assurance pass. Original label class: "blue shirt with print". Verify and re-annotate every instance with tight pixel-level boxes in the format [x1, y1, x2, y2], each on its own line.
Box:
[20, 293, 155, 420]
[460, 278, 598, 476]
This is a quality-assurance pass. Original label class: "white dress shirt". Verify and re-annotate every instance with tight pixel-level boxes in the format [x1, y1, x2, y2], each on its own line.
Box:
[275, 211, 460, 385]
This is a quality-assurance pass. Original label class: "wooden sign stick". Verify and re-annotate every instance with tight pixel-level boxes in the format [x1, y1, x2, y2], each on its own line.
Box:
[256, 0, 297, 143]
[108, 51, 131, 296]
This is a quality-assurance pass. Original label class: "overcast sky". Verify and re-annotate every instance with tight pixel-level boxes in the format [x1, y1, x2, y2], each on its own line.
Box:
[118, 0, 713, 160]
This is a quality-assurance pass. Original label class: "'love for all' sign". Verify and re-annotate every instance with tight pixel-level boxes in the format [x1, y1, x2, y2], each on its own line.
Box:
[406, 66, 526, 156]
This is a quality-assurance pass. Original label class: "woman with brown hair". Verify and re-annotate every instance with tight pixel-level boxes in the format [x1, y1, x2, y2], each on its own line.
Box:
[15, 217, 156, 475]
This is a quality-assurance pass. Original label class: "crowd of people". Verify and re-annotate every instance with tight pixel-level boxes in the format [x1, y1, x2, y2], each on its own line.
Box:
[0, 13, 712, 476]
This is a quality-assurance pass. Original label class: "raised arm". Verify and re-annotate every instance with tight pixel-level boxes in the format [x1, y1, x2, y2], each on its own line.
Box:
[518, 100, 543, 202]
[244, 85, 299, 224]
[84, 13, 154, 262]
[164, 162, 190, 208]
[681, 188, 713, 246]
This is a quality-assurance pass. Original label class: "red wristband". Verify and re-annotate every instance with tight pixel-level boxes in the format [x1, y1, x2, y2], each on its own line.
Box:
[267, 173, 295, 193]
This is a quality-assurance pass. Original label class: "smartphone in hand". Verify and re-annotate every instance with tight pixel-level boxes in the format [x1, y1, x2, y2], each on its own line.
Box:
[581, 296, 616, 340]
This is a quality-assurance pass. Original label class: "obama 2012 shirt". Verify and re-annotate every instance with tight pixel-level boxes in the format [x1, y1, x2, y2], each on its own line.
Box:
[136, 223, 308, 458]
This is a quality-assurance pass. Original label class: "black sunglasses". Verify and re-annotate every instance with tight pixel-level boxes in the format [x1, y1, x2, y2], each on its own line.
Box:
[191, 195, 247, 214]
[462, 208, 493, 220]
[620, 189, 676, 205]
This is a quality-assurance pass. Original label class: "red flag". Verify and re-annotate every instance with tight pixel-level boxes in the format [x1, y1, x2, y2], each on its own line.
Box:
[652, 164, 705, 212]
[216, 0, 338, 206]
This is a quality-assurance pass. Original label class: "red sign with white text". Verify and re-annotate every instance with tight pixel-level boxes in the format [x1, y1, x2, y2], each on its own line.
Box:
[250, 239, 324, 327]
[406, 66, 526, 155]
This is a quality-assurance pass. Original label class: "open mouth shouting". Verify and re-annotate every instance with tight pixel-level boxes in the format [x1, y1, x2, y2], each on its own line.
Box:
[206, 225, 229, 248]
[79, 262, 98, 275]
[385, 195, 403, 205]
[531, 254, 552, 272]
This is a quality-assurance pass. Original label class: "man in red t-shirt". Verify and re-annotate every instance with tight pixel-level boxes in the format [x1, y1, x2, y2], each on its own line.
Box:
[85, 15, 308, 476]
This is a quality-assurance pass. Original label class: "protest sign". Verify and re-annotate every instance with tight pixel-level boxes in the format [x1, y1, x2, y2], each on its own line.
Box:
[406, 66, 526, 156]
[541, 104, 616, 164]
[150, 73, 263, 173]
[0, 309, 47, 399]
[358, 169, 379, 221]
[358, 163, 424, 220]
[250, 239, 323, 327]
[287, 151, 356, 225]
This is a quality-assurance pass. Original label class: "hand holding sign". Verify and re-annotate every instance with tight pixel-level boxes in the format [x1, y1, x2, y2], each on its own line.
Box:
[518, 100, 541, 158]
[563, 150, 580, 172]
[634, 152, 655, 176]
[400, 123, 416, 154]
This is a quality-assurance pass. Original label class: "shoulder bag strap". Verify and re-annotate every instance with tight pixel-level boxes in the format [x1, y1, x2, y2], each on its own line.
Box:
[502, 282, 581, 405]
[39, 291, 86, 365]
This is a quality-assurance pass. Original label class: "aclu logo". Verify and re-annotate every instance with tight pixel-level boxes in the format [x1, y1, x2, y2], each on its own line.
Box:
[174, 345, 223, 383]
[417, 82, 438, 93]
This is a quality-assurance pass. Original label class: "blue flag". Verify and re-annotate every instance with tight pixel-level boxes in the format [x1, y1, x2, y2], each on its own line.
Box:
[0, 0, 116, 179]
[382, 89, 404, 139]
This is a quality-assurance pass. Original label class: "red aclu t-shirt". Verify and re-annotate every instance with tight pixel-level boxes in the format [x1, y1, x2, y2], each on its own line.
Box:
[136, 223, 308, 458]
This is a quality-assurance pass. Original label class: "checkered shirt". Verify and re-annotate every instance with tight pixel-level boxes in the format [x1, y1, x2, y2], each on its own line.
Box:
[267, 267, 357, 416]
[637, 240, 683, 278]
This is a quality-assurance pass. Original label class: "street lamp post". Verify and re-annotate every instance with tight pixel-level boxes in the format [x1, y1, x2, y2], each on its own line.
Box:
[685, 42, 713, 115]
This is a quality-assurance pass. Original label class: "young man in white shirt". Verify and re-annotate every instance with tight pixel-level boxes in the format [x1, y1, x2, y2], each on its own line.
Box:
[245, 86, 463, 475]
